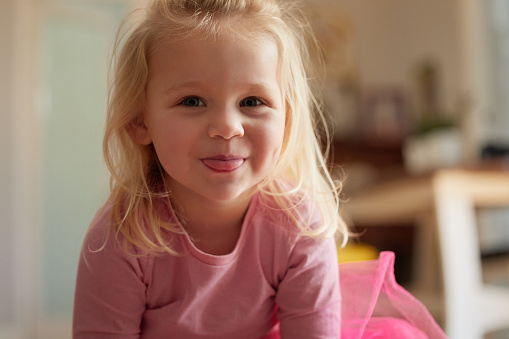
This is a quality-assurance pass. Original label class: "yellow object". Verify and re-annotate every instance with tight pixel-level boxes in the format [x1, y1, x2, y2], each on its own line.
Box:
[337, 243, 379, 264]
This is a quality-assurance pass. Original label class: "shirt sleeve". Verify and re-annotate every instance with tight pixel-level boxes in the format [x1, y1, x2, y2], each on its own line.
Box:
[275, 235, 341, 339]
[73, 209, 149, 339]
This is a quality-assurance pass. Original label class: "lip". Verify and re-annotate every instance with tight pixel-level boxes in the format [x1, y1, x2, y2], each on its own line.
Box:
[201, 155, 245, 172]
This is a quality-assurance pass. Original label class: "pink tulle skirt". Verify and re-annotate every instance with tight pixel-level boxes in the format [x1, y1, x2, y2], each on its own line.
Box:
[340, 251, 447, 338]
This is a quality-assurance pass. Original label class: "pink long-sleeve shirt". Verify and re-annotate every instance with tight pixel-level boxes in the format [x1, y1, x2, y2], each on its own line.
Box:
[73, 193, 341, 338]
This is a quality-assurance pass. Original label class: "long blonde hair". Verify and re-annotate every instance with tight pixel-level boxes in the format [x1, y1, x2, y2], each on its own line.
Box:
[103, 0, 348, 255]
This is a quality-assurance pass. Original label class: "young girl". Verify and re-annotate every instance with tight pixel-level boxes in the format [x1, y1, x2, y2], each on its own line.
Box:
[73, 0, 348, 337]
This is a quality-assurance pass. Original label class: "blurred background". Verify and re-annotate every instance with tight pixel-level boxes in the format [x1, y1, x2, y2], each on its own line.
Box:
[1, 0, 509, 338]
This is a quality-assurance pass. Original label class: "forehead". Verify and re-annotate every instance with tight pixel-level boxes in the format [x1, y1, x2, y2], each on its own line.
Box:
[149, 23, 279, 57]
[146, 31, 282, 87]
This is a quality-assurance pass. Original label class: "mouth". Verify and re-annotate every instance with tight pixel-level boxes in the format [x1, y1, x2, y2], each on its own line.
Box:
[201, 155, 245, 172]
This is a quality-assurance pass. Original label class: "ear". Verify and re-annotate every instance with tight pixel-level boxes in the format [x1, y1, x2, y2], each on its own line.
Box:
[129, 121, 152, 145]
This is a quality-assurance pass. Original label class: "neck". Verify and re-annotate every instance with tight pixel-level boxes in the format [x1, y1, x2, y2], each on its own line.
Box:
[170, 189, 255, 255]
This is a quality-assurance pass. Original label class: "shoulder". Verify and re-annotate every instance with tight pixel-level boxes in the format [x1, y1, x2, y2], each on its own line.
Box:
[251, 189, 322, 235]
[244, 192, 328, 263]
[74, 205, 153, 337]
[79, 202, 152, 277]
[248, 190, 337, 258]
[79, 203, 115, 258]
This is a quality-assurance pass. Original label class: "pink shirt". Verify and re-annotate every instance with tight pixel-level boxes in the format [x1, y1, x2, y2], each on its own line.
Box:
[73, 193, 341, 338]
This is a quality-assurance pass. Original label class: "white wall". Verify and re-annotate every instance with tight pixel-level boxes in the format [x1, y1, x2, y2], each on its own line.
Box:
[0, 1, 135, 338]
[335, 0, 509, 154]
[335, 0, 461, 115]
[485, 0, 509, 143]
[37, 2, 132, 337]
[1, 0, 40, 337]
[0, 0, 16, 330]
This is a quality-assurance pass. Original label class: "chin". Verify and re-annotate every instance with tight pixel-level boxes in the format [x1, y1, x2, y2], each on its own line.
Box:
[205, 187, 257, 204]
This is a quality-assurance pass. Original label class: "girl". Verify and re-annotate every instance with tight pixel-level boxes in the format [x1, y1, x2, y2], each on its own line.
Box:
[73, 0, 348, 338]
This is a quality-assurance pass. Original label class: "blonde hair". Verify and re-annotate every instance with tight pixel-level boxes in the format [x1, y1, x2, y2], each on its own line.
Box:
[103, 0, 348, 255]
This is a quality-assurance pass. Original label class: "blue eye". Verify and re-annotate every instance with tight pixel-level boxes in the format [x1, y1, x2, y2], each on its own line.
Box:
[181, 97, 205, 107]
[240, 97, 262, 107]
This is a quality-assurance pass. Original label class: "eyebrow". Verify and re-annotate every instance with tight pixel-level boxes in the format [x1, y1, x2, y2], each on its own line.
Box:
[163, 82, 201, 95]
[247, 81, 281, 93]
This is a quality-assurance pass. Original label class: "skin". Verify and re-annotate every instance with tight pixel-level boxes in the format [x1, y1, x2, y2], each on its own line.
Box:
[131, 33, 286, 255]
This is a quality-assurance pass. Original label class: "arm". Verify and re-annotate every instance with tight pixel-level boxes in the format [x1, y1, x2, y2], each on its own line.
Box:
[73, 210, 148, 339]
[275, 236, 341, 339]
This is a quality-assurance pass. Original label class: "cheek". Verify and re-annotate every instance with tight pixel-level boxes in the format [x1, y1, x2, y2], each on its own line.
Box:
[148, 114, 196, 146]
[259, 120, 286, 162]
[148, 123, 192, 163]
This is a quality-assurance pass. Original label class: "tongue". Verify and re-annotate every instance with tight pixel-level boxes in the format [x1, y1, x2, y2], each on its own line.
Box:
[202, 159, 244, 171]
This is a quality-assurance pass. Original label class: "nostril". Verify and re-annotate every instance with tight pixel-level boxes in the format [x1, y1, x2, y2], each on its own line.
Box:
[207, 122, 244, 139]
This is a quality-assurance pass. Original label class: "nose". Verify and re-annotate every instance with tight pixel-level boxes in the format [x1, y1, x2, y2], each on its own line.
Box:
[207, 107, 244, 140]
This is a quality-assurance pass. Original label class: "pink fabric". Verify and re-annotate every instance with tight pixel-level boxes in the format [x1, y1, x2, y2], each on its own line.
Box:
[73, 193, 341, 338]
[74, 191, 445, 338]
[339, 252, 447, 339]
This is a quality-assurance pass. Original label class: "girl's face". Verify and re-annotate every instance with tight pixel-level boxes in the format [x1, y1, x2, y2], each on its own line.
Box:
[133, 33, 286, 208]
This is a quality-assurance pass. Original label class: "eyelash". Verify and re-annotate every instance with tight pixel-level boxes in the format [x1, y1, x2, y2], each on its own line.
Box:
[179, 96, 264, 108]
